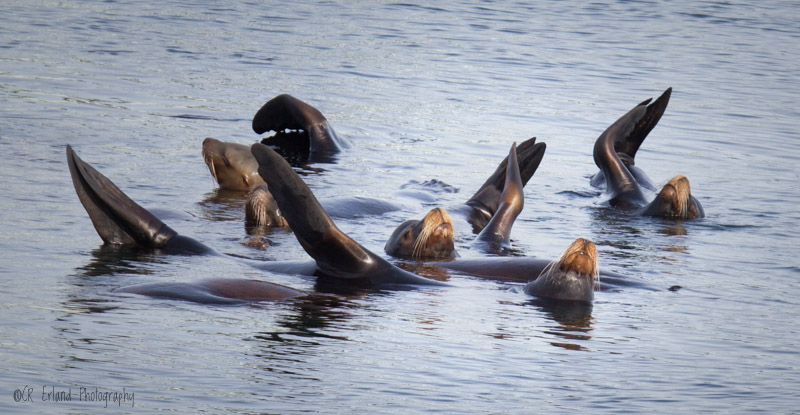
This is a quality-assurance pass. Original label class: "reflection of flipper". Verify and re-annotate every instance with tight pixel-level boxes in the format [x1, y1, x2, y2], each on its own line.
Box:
[251, 143, 446, 287]
[66, 145, 211, 254]
[466, 137, 545, 228]
[476, 143, 523, 251]
[252, 94, 344, 156]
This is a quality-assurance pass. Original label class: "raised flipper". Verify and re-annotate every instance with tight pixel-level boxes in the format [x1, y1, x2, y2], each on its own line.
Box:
[592, 102, 651, 208]
[67, 145, 211, 255]
[252, 94, 345, 157]
[590, 88, 671, 191]
[250, 143, 446, 287]
[476, 143, 524, 252]
[615, 87, 671, 160]
[466, 137, 546, 230]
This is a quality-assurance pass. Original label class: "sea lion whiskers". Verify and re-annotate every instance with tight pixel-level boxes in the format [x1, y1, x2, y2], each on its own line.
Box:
[245, 184, 287, 228]
[412, 208, 453, 259]
[202, 146, 218, 183]
[664, 175, 690, 218]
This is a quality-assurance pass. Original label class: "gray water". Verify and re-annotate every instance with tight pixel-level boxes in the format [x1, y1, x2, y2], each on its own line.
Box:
[2, 0, 799, 413]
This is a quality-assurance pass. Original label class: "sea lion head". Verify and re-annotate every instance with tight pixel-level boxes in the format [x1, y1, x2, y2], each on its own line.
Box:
[641, 175, 704, 219]
[525, 238, 599, 303]
[245, 184, 288, 228]
[385, 208, 456, 260]
[202, 137, 265, 191]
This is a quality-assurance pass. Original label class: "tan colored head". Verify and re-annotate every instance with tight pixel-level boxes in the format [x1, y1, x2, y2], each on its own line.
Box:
[245, 185, 288, 228]
[558, 238, 599, 279]
[525, 238, 598, 303]
[642, 175, 704, 219]
[384, 208, 456, 259]
[202, 137, 265, 191]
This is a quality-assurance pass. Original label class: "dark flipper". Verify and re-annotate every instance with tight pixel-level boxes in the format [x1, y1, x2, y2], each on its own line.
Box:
[614, 87, 671, 160]
[250, 143, 445, 287]
[252, 94, 343, 156]
[592, 99, 655, 207]
[476, 143, 524, 251]
[590, 88, 671, 192]
[66, 145, 211, 254]
[466, 137, 545, 226]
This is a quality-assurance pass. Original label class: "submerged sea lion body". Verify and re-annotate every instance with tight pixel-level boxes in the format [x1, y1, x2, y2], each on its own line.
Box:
[115, 279, 307, 305]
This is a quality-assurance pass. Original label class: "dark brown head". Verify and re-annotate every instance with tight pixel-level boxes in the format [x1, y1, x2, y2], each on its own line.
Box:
[525, 238, 598, 303]
[385, 208, 456, 260]
[245, 184, 288, 228]
[202, 137, 265, 191]
[641, 175, 704, 219]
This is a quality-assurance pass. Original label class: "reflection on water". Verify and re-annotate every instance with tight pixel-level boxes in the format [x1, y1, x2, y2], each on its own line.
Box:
[197, 189, 249, 222]
[589, 206, 690, 265]
[530, 298, 594, 351]
[252, 297, 357, 345]
[395, 261, 452, 282]
[76, 245, 170, 277]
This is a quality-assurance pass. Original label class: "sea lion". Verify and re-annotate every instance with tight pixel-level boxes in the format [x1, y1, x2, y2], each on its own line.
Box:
[592, 89, 704, 219]
[638, 175, 704, 219]
[589, 88, 672, 192]
[523, 238, 598, 303]
[253, 94, 347, 160]
[67, 145, 445, 301]
[386, 142, 526, 259]
[202, 137, 265, 191]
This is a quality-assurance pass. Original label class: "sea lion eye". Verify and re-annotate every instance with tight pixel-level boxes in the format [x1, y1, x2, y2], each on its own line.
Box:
[403, 229, 412, 240]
